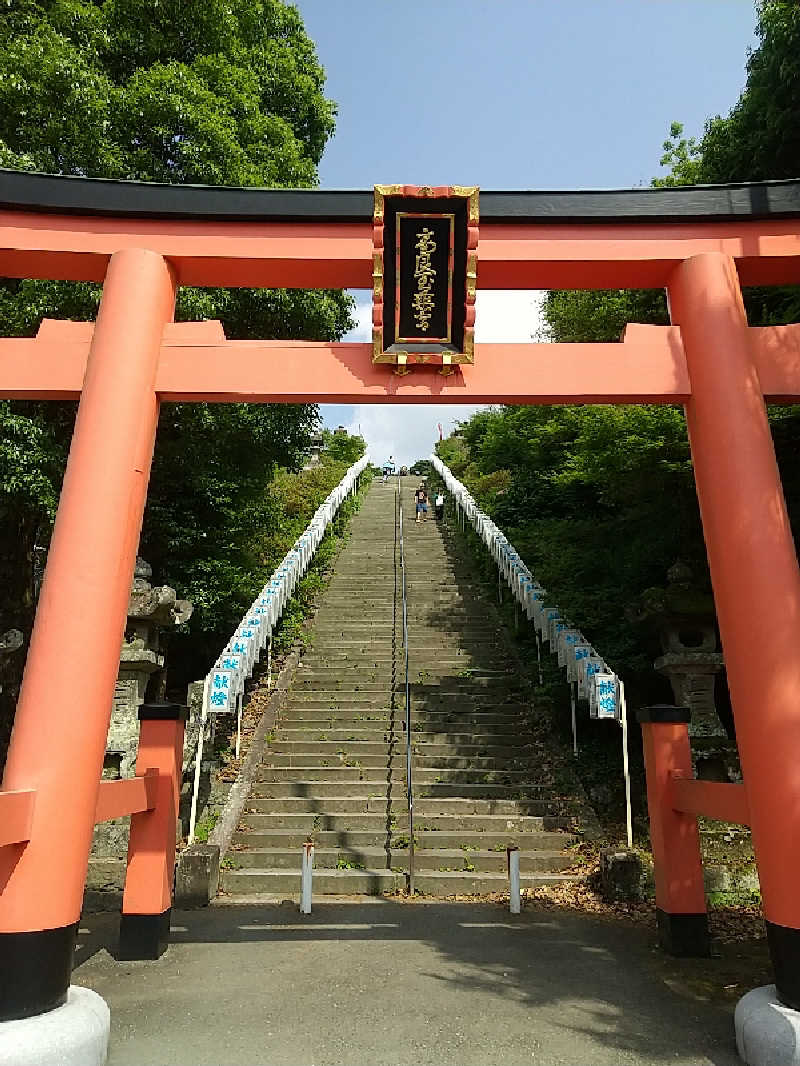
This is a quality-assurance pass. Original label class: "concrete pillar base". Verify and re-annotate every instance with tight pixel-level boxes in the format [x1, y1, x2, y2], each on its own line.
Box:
[0, 986, 109, 1066]
[736, 985, 800, 1065]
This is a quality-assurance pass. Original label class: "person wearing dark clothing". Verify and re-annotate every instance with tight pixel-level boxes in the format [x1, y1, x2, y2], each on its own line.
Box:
[414, 484, 428, 523]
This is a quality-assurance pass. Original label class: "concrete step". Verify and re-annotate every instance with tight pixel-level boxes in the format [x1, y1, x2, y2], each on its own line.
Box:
[227, 846, 572, 873]
[269, 739, 535, 756]
[312, 614, 497, 625]
[262, 752, 395, 767]
[243, 795, 555, 816]
[272, 740, 535, 758]
[321, 588, 486, 599]
[274, 728, 529, 745]
[261, 753, 537, 774]
[245, 796, 402, 814]
[328, 581, 485, 591]
[248, 786, 550, 812]
[304, 650, 503, 661]
[298, 654, 507, 668]
[293, 675, 516, 689]
[258, 759, 538, 779]
[220, 867, 402, 894]
[251, 781, 552, 804]
[279, 711, 530, 727]
[233, 828, 396, 849]
[219, 867, 575, 896]
[300, 657, 504, 666]
[319, 599, 494, 611]
[308, 634, 500, 645]
[244, 793, 558, 814]
[301, 646, 503, 658]
[231, 828, 573, 851]
[288, 686, 521, 700]
[414, 870, 576, 895]
[310, 613, 495, 624]
[238, 812, 570, 833]
[248, 780, 395, 798]
[300, 643, 501, 652]
[269, 740, 395, 755]
[304, 634, 501, 644]
[257, 767, 393, 783]
[286, 692, 527, 707]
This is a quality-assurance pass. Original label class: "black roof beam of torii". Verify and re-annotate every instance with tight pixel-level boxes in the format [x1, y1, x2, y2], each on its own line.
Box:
[1, 168, 800, 224]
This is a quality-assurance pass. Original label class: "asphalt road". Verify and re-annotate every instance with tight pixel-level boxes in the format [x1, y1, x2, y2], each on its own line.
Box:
[75, 900, 745, 1066]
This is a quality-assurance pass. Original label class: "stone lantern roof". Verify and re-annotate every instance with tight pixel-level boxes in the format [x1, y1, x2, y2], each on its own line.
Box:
[629, 562, 736, 779]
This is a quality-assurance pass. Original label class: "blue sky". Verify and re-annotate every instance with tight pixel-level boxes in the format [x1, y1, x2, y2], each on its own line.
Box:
[296, 0, 759, 464]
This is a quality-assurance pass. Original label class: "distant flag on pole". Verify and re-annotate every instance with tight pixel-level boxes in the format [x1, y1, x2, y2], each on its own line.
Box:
[438, 422, 443, 441]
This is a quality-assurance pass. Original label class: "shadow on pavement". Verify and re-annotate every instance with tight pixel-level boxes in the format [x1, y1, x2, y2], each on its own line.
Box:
[75, 900, 748, 1065]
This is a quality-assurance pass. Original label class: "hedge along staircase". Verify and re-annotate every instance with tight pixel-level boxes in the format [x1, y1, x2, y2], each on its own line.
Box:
[222, 475, 579, 897]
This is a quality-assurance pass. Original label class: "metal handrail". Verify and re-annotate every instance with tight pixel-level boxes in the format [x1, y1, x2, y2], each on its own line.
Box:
[396, 476, 414, 894]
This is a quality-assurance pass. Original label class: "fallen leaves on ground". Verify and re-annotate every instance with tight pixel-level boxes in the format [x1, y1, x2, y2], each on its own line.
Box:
[381, 858, 765, 944]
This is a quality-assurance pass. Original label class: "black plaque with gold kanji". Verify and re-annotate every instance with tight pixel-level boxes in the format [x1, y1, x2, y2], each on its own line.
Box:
[373, 185, 478, 371]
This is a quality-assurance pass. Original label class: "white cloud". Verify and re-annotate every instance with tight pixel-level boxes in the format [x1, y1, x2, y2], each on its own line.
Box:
[475, 289, 545, 343]
[342, 289, 544, 344]
[338, 290, 544, 466]
[343, 291, 373, 342]
[345, 403, 487, 469]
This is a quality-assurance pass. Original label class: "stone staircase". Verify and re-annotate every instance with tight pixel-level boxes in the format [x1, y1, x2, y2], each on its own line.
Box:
[221, 476, 578, 897]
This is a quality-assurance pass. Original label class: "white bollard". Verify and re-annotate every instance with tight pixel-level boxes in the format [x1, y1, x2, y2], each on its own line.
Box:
[235, 691, 242, 760]
[267, 637, 272, 691]
[508, 846, 521, 914]
[187, 682, 209, 844]
[300, 842, 313, 914]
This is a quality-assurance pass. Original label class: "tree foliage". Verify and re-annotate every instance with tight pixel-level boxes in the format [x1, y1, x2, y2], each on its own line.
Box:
[454, 0, 800, 709]
[322, 430, 368, 466]
[167, 434, 366, 690]
[0, 0, 335, 182]
[437, 407, 700, 702]
[0, 0, 353, 759]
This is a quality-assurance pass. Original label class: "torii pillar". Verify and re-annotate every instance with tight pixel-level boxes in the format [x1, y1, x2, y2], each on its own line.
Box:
[0, 249, 175, 1024]
[670, 252, 800, 1011]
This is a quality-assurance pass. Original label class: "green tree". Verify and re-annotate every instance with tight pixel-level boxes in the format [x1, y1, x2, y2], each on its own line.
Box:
[437, 405, 700, 692]
[545, 1, 800, 344]
[491, 0, 800, 698]
[433, 2, 800, 825]
[0, 1, 353, 762]
[692, 1, 800, 184]
[323, 430, 367, 466]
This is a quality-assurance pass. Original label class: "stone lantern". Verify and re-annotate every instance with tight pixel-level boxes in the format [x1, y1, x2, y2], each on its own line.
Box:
[0, 628, 23, 697]
[0, 628, 23, 659]
[108, 558, 193, 779]
[629, 562, 738, 780]
[90, 559, 193, 880]
[303, 431, 324, 471]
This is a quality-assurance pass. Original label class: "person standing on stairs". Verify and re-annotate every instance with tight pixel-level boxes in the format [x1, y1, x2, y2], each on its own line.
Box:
[415, 482, 428, 523]
[434, 490, 445, 521]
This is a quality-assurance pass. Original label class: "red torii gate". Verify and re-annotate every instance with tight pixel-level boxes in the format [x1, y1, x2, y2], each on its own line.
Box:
[2, 172, 800, 1025]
